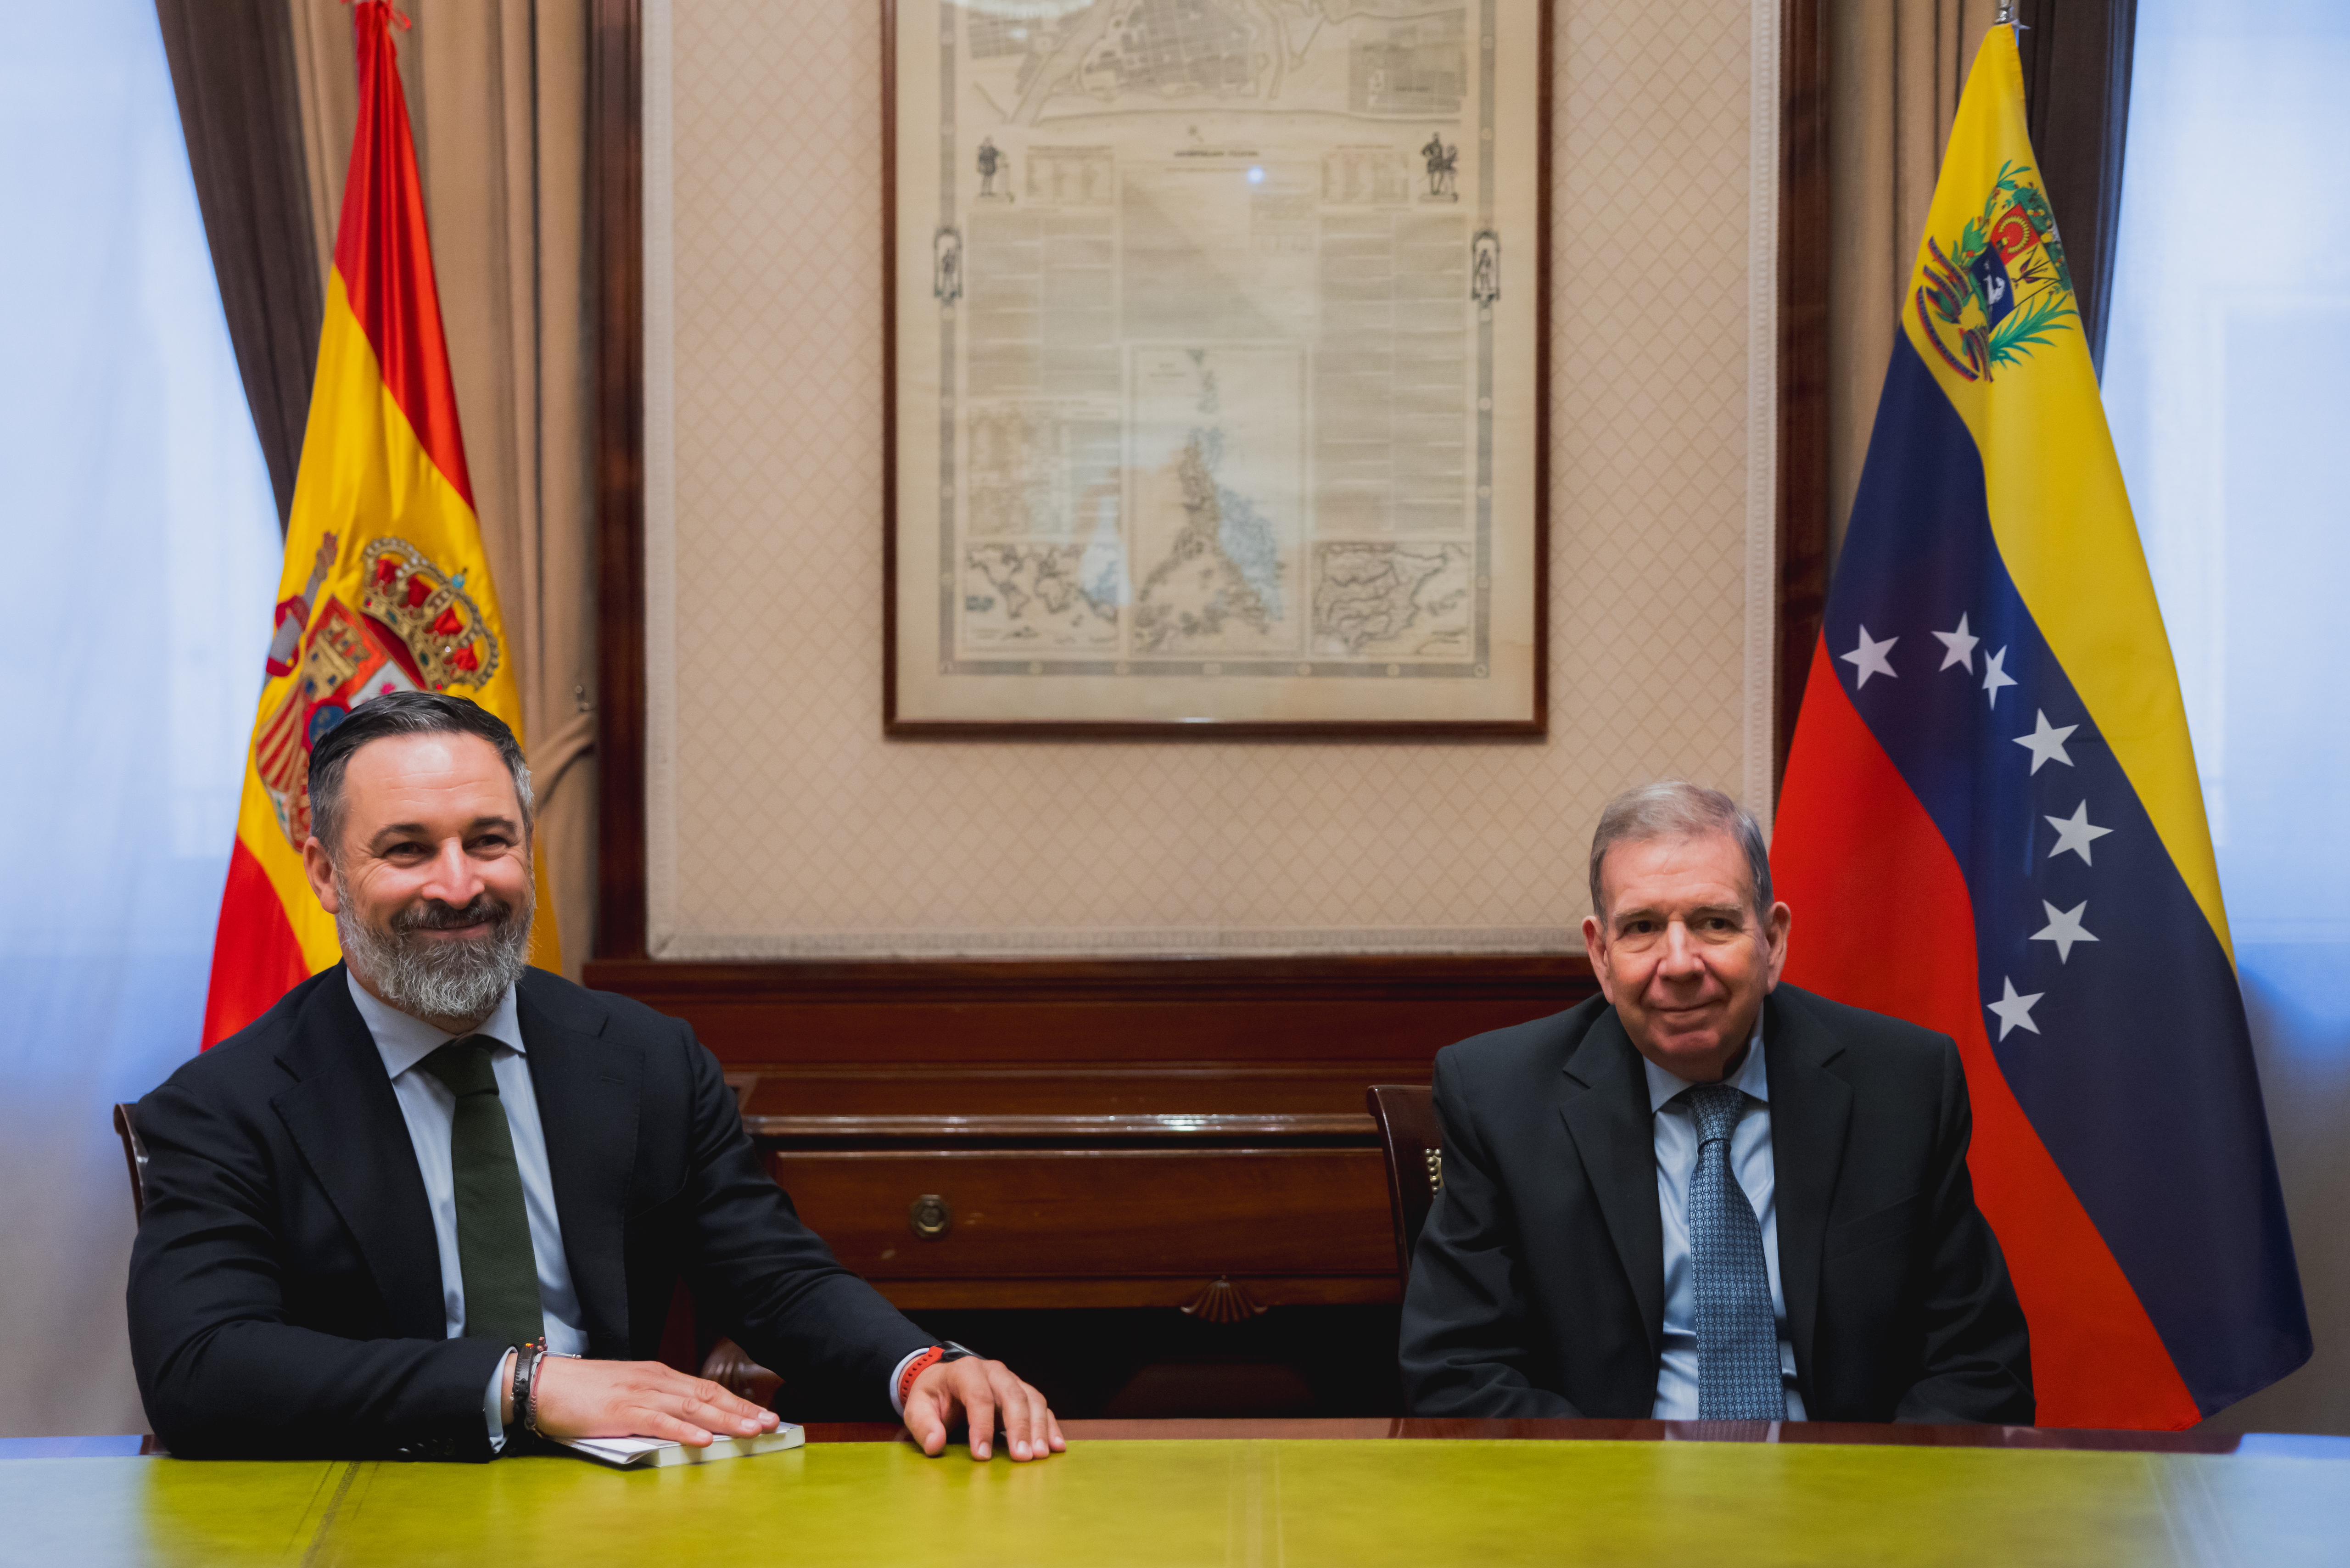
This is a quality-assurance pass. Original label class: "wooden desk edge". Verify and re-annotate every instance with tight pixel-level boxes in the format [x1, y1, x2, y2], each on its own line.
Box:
[791, 1417, 2290, 1454]
[11, 1421, 2337, 1460]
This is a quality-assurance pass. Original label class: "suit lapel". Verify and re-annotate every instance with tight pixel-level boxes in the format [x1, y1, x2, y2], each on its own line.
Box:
[1763, 989, 1852, 1392]
[517, 972, 639, 1355]
[1557, 1009, 1665, 1353]
[270, 967, 447, 1339]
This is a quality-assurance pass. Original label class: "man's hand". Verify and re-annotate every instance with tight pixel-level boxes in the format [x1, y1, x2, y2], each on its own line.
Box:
[525, 1357, 781, 1446]
[903, 1356, 1064, 1462]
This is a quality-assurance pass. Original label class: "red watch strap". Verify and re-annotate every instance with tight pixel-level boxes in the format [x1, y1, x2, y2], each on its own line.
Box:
[899, 1346, 946, 1408]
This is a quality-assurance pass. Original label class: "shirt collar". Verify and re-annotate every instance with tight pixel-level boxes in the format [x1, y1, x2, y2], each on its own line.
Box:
[1641, 1014, 1769, 1115]
[345, 968, 526, 1082]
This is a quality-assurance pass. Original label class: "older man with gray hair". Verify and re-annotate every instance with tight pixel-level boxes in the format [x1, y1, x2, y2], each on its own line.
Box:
[1399, 780, 2031, 1423]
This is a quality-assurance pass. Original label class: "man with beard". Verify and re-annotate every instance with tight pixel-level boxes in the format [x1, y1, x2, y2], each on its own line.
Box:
[128, 692, 1063, 1462]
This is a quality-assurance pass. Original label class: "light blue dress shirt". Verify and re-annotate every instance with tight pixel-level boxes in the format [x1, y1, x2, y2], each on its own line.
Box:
[348, 972, 929, 1443]
[347, 973, 586, 1448]
[1642, 1025, 1807, 1420]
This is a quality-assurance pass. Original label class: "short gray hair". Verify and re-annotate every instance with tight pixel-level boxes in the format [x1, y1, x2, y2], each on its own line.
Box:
[1587, 780, 1772, 924]
[307, 690, 534, 860]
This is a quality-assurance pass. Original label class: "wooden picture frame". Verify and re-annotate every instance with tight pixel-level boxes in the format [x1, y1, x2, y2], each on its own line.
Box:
[881, 1, 1552, 737]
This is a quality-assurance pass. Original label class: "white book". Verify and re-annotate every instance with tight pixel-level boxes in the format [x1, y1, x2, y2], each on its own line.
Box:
[555, 1423, 804, 1469]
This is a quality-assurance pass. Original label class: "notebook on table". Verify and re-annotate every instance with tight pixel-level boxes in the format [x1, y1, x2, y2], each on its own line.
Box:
[555, 1424, 805, 1469]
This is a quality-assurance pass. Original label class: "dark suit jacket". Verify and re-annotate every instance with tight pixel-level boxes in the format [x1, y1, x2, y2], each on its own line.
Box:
[128, 965, 934, 1460]
[1399, 984, 2032, 1423]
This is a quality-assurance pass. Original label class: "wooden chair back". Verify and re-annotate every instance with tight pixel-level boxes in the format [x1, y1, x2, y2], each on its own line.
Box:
[113, 1103, 152, 1221]
[1364, 1084, 1444, 1286]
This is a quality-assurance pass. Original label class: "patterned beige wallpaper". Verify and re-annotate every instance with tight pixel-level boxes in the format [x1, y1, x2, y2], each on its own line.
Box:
[647, 0, 1773, 958]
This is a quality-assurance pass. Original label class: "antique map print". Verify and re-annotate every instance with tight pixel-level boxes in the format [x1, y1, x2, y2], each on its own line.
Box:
[892, 0, 1541, 726]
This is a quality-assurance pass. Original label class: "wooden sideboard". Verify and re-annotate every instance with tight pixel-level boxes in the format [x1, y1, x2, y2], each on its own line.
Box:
[584, 955, 1597, 1414]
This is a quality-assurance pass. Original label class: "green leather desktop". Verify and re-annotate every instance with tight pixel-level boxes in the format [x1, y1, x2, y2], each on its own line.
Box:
[5, 1421, 2345, 1567]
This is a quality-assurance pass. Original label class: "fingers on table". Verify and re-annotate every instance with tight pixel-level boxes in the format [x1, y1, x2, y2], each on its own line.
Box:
[645, 1371, 774, 1444]
[674, 1372, 773, 1426]
[904, 1385, 952, 1456]
[909, 1361, 1061, 1461]
[994, 1366, 1045, 1460]
[959, 1369, 999, 1461]
[974, 1362, 1060, 1462]
[626, 1401, 718, 1446]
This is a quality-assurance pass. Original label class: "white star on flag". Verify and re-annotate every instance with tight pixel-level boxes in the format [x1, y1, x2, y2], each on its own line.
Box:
[1987, 977, 2044, 1040]
[2045, 801, 2114, 865]
[2031, 899, 2099, 963]
[2013, 710, 2078, 773]
[1982, 647, 2017, 708]
[1933, 614, 1980, 672]
[1841, 626, 1899, 688]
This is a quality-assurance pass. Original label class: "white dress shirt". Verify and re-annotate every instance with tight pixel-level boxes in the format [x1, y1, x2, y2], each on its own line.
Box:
[348, 971, 928, 1444]
[1643, 1025, 1807, 1420]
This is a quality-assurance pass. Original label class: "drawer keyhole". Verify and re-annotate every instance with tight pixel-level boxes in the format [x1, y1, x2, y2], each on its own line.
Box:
[909, 1193, 953, 1239]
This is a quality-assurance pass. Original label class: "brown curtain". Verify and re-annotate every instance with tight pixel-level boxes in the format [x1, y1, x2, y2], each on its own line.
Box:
[285, 0, 599, 976]
[1825, 0, 2003, 563]
[2011, 0, 2138, 371]
[153, 0, 324, 530]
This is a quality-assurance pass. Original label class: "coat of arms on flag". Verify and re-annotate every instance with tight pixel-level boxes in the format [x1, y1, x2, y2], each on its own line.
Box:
[1914, 160, 2076, 381]
[251, 537, 504, 851]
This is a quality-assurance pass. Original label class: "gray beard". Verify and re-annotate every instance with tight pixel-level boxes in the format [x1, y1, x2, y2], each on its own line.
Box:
[336, 875, 534, 1027]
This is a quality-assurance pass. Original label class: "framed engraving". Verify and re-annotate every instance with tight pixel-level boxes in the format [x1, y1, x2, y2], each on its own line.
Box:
[886, 0, 1548, 734]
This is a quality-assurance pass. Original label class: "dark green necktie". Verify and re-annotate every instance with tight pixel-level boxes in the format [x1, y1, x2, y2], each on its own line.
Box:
[419, 1038, 544, 1350]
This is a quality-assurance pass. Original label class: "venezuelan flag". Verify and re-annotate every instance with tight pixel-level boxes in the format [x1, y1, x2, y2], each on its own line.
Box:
[1772, 27, 2307, 1428]
[201, 2, 557, 1046]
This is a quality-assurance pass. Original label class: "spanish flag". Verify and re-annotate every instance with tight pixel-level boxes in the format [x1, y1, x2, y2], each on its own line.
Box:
[201, 3, 558, 1047]
[1772, 27, 2307, 1427]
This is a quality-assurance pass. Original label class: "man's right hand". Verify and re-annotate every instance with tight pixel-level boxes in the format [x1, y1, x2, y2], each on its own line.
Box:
[522, 1357, 781, 1446]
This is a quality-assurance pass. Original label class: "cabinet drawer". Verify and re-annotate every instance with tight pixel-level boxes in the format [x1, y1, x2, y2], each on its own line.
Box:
[769, 1148, 1394, 1282]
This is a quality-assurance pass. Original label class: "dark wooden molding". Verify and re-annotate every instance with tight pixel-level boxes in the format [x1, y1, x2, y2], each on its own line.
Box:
[1775, 0, 1831, 789]
[585, 952, 1593, 1005]
[2013, 0, 2139, 373]
[746, 1113, 1379, 1144]
[589, 0, 647, 961]
[582, 953, 1597, 1078]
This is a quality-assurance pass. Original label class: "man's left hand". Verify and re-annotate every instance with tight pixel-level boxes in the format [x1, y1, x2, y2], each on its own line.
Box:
[903, 1356, 1064, 1462]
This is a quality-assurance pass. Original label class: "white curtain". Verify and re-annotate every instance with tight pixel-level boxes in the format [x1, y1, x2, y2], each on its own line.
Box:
[2104, 0, 2350, 1434]
[0, 3, 281, 1435]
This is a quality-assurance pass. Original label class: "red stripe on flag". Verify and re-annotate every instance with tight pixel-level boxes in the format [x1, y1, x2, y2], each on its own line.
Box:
[1774, 639, 2200, 1429]
[201, 840, 314, 1050]
[330, 2, 476, 509]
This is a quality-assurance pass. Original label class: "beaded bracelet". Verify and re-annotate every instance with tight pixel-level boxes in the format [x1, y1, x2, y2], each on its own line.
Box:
[524, 1348, 555, 1438]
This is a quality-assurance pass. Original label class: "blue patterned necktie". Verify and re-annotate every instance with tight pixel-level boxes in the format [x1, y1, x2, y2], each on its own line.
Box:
[1685, 1082, 1787, 1421]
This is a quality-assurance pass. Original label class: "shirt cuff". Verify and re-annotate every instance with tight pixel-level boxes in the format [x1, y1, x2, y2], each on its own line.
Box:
[888, 1347, 930, 1417]
[484, 1350, 515, 1453]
